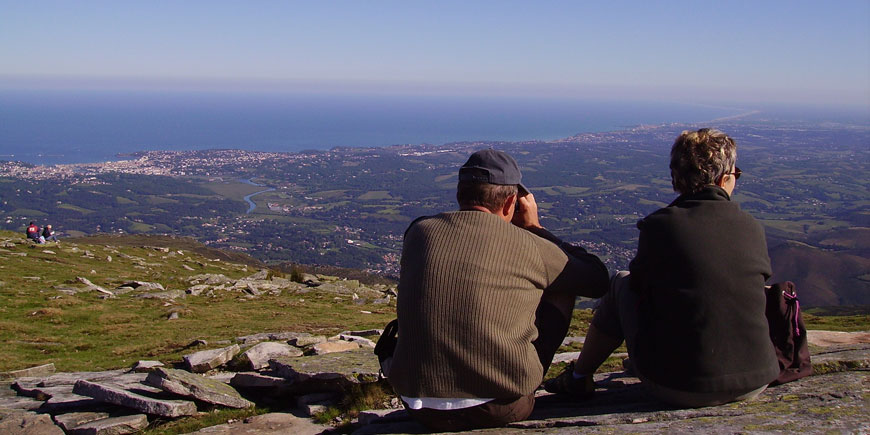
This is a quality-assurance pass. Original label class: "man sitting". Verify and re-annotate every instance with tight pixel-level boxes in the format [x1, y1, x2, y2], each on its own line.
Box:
[386, 149, 609, 431]
[26, 222, 42, 243]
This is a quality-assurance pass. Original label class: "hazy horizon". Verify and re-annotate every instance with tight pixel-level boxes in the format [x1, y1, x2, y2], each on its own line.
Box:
[1, 1, 868, 107]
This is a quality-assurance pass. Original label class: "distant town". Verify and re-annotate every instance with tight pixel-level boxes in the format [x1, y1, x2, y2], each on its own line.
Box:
[1, 117, 868, 305]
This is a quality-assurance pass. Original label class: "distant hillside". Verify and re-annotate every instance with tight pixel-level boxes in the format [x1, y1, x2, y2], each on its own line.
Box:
[769, 235, 870, 307]
[66, 234, 265, 267]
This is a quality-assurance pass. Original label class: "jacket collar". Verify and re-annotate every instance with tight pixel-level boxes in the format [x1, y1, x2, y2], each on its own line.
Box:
[669, 185, 731, 206]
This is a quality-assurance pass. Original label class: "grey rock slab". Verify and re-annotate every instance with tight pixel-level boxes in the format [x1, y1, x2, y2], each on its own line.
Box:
[34, 369, 129, 387]
[186, 284, 210, 296]
[13, 383, 71, 400]
[186, 412, 330, 435]
[0, 395, 44, 411]
[130, 360, 164, 373]
[144, 368, 253, 409]
[356, 409, 409, 426]
[187, 274, 232, 285]
[75, 277, 113, 296]
[205, 372, 235, 385]
[338, 334, 376, 348]
[0, 363, 56, 381]
[503, 372, 867, 434]
[235, 331, 311, 345]
[296, 392, 338, 407]
[269, 348, 380, 387]
[116, 281, 164, 292]
[135, 290, 186, 300]
[72, 380, 197, 418]
[312, 340, 360, 355]
[811, 344, 870, 372]
[303, 403, 327, 417]
[552, 352, 581, 364]
[807, 330, 870, 347]
[341, 329, 383, 337]
[67, 414, 148, 435]
[229, 373, 293, 389]
[239, 342, 303, 370]
[52, 412, 109, 432]
[39, 392, 104, 414]
[0, 409, 64, 435]
[288, 335, 326, 347]
[184, 345, 240, 373]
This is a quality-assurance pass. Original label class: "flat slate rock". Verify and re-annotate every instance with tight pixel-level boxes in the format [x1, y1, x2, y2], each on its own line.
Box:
[184, 345, 240, 373]
[0, 395, 44, 411]
[0, 409, 64, 435]
[28, 369, 129, 388]
[145, 368, 253, 409]
[356, 347, 870, 434]
[39, 392, 105, 414]
[236, 331, 311, 345]
[239, 342, 303, 370]
[0, 363, 56, 381]
[67, 414, 148, 435]
[52, 412, 110, 432]
[73, 380, 197, 418]
[311, 340, 360, 355]
[187, 412, 330, 435]
[270, 348, 380, 388]
[229, 372, 293, 389]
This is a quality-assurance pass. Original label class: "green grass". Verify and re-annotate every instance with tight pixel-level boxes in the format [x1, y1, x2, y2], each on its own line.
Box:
[0, 231, 395, 372]
[357, 191, 393, 201]
[57, 204, 95, 214]
[202, 181, 268, 199]
[143, 407, 266, 435]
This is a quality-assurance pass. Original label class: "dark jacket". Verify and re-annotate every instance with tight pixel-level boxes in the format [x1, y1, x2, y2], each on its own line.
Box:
[630, 186, 780, 393]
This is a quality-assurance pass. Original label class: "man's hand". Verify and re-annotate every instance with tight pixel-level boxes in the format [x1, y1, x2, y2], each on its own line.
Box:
[512, 192, 543, 230]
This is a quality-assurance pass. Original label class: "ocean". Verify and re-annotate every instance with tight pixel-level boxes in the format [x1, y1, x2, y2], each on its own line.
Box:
[0, 89, 855, 166]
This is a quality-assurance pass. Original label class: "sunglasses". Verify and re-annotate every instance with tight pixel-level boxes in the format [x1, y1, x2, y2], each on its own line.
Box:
[725, 166, 742, 180]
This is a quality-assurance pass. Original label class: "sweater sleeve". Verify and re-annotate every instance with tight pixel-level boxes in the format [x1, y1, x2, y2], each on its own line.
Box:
[528, 227, 609, 298]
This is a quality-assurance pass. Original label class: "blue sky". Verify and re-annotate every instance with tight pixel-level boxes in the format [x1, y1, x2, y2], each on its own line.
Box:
[0, 1, 868, 106]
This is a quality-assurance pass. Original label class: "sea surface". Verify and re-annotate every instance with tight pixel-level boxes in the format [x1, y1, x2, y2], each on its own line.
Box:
[0, 89, 864, 165]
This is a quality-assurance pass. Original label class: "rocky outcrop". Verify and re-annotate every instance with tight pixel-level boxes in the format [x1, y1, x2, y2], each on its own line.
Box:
[72, 380, 197, 418]
[0, 364, 56, 381]
[145, 368, 253, 408]
[66, 414, 148, 435]
[184, 345, 240, 373]
[0, 409, 64, 435]
[238, 342, 303, 370]
[2, 330, 865, 434]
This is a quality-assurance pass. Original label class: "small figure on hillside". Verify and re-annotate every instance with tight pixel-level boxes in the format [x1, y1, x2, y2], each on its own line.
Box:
[42, 224, 59, 243]
[26, 221, 43, 243]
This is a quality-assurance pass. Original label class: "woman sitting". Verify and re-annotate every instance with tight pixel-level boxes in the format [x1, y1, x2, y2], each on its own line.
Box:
[545, 128, 780, 407]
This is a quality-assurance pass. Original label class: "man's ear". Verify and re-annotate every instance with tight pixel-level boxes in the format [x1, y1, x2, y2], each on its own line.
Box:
[501, 194, 516, 217]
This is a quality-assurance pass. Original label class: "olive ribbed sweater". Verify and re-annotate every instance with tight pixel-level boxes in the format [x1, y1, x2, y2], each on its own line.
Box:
[389, 211, 608, 399]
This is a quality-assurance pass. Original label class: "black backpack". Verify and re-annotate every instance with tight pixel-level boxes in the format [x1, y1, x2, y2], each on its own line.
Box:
[765, 281, 813, 385]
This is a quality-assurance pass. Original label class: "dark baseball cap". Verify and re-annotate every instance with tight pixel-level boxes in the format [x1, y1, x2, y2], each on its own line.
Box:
[458, 149, 529, 195]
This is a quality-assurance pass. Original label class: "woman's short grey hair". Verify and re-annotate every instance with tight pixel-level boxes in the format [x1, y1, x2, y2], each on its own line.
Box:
[669, 128, 737, 195]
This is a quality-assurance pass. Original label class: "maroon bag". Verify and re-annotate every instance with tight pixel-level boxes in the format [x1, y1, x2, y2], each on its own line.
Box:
[765, 281, 812, 385]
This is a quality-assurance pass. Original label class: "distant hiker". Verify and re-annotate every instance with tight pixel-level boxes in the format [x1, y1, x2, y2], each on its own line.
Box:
[384, 149, 609, 430]
[42, 224, 59, 243]
[546, 128, 780, 407]
[26, 221, 42, 243]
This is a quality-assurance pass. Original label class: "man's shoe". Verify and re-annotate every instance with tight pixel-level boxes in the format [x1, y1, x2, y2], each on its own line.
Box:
[543, 364, 595, 398]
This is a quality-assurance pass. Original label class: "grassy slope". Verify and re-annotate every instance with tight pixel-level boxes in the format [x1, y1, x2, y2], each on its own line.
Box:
[1, 229, 866, 375]
[0, 231, 394, 372]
